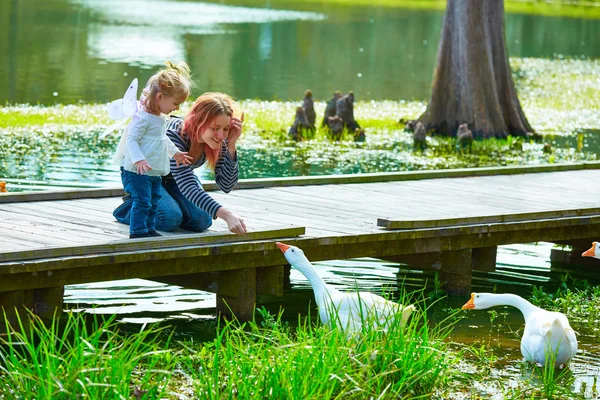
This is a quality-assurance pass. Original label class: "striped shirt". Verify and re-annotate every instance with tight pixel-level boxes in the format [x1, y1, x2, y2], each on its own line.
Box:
[165, 117, 239, 219]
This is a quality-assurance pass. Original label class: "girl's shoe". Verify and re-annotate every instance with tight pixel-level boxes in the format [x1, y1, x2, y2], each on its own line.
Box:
[129, 232, 149, 239]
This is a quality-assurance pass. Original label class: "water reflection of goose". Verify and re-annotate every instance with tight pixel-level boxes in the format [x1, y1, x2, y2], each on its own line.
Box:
[276, 242, 415, 334]
[462, 293, 578, 367]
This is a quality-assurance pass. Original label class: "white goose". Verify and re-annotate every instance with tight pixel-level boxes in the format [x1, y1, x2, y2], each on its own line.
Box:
[462, 293, 577, 366]
[582, 242, 600, 259]
[276, 242, 415, 335]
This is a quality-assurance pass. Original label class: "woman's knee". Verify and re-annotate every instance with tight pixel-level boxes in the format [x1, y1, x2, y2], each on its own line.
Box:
[155, 187, 183, 232]
[184, 210, 213, 232]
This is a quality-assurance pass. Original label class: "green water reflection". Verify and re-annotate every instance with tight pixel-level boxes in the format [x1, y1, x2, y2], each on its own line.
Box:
[1, 0, 599, 105]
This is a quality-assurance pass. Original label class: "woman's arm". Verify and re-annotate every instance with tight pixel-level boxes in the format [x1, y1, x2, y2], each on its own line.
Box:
[214, 139, 239, 193]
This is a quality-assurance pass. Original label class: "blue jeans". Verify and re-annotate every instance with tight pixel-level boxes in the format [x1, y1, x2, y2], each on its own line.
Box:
[113, 174, 213, 233]
[119, 168, 162, 235]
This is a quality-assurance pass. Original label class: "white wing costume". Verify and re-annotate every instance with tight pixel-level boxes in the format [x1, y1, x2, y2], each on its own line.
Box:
[100, 78, 140, 139]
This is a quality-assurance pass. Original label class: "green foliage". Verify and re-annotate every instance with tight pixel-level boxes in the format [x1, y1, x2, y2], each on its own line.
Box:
[175, 301, 459, 399]
[0, 311, 175, 399]
[530, 275, 600, 337]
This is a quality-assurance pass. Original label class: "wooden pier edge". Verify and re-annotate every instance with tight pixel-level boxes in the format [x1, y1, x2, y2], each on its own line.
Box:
[2, 161, 600, 203]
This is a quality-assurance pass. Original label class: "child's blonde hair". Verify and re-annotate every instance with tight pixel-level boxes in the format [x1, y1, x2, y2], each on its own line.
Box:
[142, 61, 193, 114]
[183, 92, 237, 169]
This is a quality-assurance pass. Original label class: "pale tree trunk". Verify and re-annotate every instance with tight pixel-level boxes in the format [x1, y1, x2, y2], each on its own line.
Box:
[418, 0, 534, 139]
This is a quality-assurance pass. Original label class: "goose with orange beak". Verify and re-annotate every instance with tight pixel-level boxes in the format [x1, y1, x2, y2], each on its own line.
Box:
[276, 242, 415, 335]
[462, 292, 577, 366]
[582, 242, 600, 259]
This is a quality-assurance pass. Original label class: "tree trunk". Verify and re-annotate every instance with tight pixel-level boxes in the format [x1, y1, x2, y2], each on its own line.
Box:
[418, 0, 534, 139]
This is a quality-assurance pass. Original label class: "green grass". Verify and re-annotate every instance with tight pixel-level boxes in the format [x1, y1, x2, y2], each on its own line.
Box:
[0, 299, 461, 399]
[0, 311, 175, 399]
[175, 303, 459, 399]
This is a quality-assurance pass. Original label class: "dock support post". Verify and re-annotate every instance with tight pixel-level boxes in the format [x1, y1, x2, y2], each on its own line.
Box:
[34, 286, 64, 321]
[0, 289, 33, 333]
[472, 247, 497, 272]
[216, 268, 257, 321]
[256, 266, 285, 297]
[439, 249, 473, 296]
[0, 286, 64, 333]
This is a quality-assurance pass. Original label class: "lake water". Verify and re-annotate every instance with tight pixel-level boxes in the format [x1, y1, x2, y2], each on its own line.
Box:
[1, 0, 599, 104]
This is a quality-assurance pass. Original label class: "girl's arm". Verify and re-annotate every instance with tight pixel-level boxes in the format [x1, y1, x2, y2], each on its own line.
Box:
[127, 115, 152, 173]
[214, 139, 239, 193]
[166, 136, 192, 166]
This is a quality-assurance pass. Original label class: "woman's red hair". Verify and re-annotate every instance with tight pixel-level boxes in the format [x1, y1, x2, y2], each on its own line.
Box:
[182, 93, 236, 169]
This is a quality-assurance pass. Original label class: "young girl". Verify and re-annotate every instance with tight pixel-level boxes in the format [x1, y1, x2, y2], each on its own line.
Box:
[115, 61, 193, 239]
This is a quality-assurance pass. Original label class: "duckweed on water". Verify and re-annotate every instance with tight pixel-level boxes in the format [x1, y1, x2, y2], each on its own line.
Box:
[1, 57, 599, 190]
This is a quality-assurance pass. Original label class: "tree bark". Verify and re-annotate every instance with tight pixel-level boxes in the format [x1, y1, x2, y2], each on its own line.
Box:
[418, 0, 534, 139]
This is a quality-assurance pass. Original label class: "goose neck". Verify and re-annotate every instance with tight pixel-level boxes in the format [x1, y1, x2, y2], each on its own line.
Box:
[493, 293, 537, 317]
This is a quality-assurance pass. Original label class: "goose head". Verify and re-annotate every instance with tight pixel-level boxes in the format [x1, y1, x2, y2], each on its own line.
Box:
[276, 242, 311, 270]
[582, 242, 600, 259]
[462, 293, 497, 310]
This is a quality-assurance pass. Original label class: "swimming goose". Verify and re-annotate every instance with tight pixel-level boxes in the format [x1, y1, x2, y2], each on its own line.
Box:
[582, 242, 600, 259]
[462, 293, 577, 366]
[276, 242, 415, 334]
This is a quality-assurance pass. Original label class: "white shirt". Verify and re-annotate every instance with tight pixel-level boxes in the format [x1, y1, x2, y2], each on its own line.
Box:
[114, 110, 179, 176]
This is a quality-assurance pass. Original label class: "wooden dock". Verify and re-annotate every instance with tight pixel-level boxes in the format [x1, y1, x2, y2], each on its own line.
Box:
[1, 163, 600, 325]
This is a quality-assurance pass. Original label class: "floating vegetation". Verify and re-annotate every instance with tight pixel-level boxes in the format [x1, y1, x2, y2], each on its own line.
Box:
[1, 57, 599, 191]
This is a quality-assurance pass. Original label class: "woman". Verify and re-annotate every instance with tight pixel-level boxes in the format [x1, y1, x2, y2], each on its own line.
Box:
[113, 92, 247, 235]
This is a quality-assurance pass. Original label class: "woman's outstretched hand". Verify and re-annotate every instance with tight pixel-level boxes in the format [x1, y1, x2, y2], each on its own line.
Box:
[217, 207, 247, 235]
[228, 112, 244, 157]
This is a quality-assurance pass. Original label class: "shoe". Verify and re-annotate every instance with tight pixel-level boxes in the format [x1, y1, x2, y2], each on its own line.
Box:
[129, 232, 149, 239]
[148, 230, 162, 237]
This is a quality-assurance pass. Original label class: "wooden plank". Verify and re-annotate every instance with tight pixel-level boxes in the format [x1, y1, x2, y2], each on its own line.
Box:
[0, 210, 124, 240]
[0, 225, 305, 263]
[0, 221, 86, 246]
[3, 162, 600, 203]
[378, 207, 600, 229]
